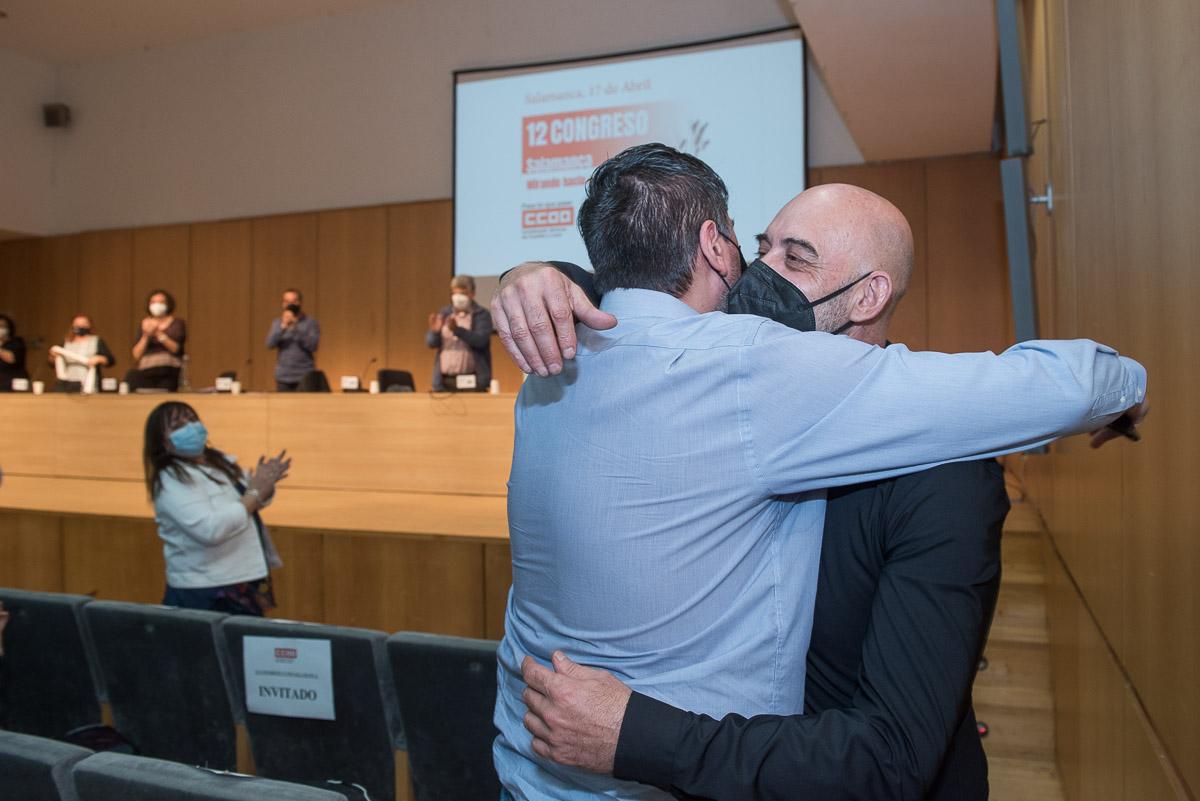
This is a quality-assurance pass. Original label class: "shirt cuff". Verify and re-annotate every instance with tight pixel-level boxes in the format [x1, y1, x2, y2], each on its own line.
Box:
[612, 691, 689, 790]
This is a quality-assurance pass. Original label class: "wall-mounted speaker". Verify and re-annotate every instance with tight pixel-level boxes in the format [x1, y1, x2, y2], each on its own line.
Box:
[42, 103, 72, 128]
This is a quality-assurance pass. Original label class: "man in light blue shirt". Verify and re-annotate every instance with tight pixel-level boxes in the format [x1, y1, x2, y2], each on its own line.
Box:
[493, 144, 1147, 801]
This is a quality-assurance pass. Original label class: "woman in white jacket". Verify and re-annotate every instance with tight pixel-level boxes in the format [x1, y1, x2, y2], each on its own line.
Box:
[144, 401, 290, 615]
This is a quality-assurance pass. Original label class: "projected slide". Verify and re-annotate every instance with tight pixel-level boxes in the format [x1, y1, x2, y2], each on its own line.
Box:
[454, 31, 806, 276]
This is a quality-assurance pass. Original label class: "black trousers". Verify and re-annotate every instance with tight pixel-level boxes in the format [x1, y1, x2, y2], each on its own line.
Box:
[126, 366, 180, 392]
[276, 380, 300, 392]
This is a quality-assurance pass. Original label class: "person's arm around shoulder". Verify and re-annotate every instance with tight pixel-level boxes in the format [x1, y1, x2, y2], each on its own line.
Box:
[741, 330, 1148, 496]
[491, 261, 615, 376]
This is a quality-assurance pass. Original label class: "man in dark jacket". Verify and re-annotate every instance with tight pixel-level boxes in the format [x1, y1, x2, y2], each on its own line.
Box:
[427, 275, 493, 392]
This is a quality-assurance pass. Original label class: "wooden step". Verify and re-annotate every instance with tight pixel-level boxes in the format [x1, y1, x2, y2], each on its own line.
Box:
[1000, 530, 1046, 587]
[989, 583, 1049, 645]
[975, 641, 1054, 711]
[976, 702, 1056, 760]
[987, 756, 1066, 801]
[1003, 501, 1043, 534]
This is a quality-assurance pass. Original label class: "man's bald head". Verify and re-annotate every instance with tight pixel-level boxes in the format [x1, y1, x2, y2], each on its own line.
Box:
[755, 183, 915, 343]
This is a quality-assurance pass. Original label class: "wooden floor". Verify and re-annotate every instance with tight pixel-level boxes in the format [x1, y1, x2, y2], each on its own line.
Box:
[981, 491, 1066, 801]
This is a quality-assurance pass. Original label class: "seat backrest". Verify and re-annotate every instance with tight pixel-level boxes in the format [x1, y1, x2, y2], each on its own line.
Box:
[0, 730, 91, 801]
[83, 601, 239, 769]
[72, 751, 346, 801]
[0, 588, 103, 739]
[221, 618, 403, 801]
[387, 632, 500, 801]
[377, 369, 415, 392]
[298, 370, 331, 393]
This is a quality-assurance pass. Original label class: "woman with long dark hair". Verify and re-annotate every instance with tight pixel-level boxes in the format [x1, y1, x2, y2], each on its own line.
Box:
[144, 401, 290, 615]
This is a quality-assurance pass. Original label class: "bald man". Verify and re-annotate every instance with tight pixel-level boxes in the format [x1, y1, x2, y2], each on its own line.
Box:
[492, 180, 1141, 800]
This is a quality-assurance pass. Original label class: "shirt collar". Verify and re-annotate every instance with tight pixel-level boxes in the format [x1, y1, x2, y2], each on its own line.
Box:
[599, 288, 700, 322]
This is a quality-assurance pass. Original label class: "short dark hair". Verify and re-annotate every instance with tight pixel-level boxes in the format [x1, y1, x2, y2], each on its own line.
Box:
[578, 143, 730, 297]
[283, 288, 303, 301]
[0, 314, 15, 335]
[146, 289, 176, 314]
[451, 275, 476, 293]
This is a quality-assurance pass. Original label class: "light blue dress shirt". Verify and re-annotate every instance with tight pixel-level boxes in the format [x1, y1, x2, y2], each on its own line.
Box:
[494, 288, 1145, 801]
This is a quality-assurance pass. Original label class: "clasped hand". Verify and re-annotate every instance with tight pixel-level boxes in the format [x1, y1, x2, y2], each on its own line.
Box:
[249, 449, 291, 500]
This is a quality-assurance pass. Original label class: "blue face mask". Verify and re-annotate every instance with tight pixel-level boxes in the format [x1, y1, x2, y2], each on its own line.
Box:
[168, 421, 208, 457]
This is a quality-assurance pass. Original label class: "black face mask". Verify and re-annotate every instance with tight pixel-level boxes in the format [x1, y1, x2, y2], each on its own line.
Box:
[72, 326, 91, 336]
[285, 303, 302, 315]
[727, 258, 869, 334]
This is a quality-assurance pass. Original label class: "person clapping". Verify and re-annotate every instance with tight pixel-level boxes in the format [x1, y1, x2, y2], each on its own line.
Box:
[129, 289, 187, 391]
[50, 315, 116, 393]
[143, 401, 291, 616]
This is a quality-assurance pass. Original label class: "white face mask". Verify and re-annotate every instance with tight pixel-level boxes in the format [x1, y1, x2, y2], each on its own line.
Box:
[149, 302, 168, 317]
[451, 293, 471, 311]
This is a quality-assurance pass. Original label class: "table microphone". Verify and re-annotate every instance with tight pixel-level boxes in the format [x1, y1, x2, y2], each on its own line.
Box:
[359, 356, 378, 391]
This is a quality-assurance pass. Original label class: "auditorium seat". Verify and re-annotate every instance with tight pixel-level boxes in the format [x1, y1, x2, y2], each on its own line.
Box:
[0, 588, 104, 739]
[82, 602, 240, 769]
[377, 369, 415, 392]
[71, 751, 347, 801]
[387, 632, 501, 801]
[221, 618, 404, 801]
[0, 731, 91, 801]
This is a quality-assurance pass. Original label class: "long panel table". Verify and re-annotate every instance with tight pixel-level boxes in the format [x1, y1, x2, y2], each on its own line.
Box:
[0, 393, 516, 638]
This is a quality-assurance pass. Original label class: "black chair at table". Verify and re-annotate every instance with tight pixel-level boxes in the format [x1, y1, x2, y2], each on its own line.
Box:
[0, 730, 91, 801]
[387, 632, 501, 801]
[377, 369, 415, 393]
[221, 618, 404, 801]
[82, 601, 240, 769]
[71, 752, 347, 801]
[0, 588, 104, 740]
[297, 370, 331, 392]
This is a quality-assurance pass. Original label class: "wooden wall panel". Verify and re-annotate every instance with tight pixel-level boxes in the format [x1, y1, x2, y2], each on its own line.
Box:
[316, 207, 387, 388]
[61, 516, 163, 603]
[925, 157, 1012, 354]
[250, 213, 318, 391]
[265, 394, 512, 495]
[1123, 697, 1191, 801]
[26, 235, 82, 381]
[809, 161, 930, 351]
[1033, 0, 1200, 795]
[267, 527, 325, 623]
[386, 201, 451, 392]
[0, 239, 39, 322]
[0, 511, 62, 591]
[321, 536, 485, 637]
[189, 220, 253, 389]
[1105, 0, 1199, 792]
[79, 230, 134, 369]
[131, 225, 191, 375]
[483, 542, 512, 641]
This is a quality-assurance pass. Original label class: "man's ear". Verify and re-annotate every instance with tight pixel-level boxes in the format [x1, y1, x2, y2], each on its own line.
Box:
[697, 220, 735, 283]
[848, 272, 893, 324]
